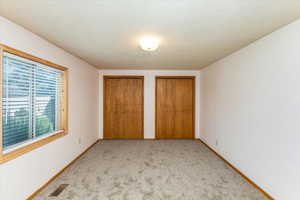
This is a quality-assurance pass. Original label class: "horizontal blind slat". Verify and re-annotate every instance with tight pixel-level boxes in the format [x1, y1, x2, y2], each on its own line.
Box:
[3, 52, 64, 150]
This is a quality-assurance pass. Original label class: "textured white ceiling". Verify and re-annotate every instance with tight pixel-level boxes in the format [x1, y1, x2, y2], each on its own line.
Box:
[1, 0, 300, 69]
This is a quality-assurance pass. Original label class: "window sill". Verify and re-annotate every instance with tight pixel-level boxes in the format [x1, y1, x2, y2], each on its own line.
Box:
[0, 130, 68, 164]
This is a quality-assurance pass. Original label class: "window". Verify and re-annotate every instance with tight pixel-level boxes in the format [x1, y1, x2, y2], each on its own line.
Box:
[0, 45, 68, 163]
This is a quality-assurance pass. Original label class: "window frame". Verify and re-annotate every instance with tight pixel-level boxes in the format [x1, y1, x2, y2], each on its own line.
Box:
[0, 44, 68, 164]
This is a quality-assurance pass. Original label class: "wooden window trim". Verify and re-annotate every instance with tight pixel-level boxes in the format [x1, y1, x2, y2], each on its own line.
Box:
[0, 44, 69, 164]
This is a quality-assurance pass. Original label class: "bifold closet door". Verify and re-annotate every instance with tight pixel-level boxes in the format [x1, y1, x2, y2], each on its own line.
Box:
[156, 77, 195, 139]
[104, 76, 144, 139]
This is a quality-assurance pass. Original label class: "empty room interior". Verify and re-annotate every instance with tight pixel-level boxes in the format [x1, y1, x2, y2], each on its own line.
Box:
[0, 1, 300, 200]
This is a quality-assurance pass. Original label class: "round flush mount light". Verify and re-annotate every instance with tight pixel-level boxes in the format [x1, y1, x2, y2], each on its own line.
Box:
[139, 36, 160, 51]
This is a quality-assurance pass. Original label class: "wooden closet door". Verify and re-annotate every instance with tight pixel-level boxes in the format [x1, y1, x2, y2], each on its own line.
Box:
[156, 77, 195, 139]
[104, 76, 144, 139]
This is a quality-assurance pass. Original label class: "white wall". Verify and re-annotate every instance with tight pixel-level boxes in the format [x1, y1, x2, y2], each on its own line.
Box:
[99, 70, 201, 139]
[0, 17, 99, 200]
[200, 19, 300, 200]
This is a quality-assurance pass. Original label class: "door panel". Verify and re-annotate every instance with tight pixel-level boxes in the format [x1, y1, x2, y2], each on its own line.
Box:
[104, 76, 144, 139]
[156, 77, 195, 139]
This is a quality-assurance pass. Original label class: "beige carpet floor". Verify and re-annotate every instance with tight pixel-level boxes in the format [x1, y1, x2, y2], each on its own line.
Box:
[34, 140, 268, 200]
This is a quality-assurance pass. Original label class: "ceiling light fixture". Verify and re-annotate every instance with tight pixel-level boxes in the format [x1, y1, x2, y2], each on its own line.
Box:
[139, 36, 160, 51]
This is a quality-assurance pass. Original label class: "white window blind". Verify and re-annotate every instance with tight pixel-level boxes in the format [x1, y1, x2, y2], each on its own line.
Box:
[2, 52, 64, 150]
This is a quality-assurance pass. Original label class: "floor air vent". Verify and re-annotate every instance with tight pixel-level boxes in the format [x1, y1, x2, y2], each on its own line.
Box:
[49, 184, 69, 197]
